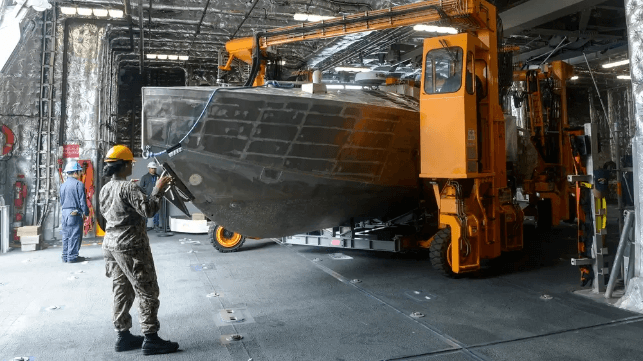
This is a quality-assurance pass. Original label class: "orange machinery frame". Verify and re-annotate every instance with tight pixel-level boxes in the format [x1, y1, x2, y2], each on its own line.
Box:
[513, 61, 578, 228]
[221, 0, 524, 275]
[220, 0, 499, 86]
[418, 7, 523, 274]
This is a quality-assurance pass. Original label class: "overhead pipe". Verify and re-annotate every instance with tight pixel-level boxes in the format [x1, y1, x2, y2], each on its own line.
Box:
[605, 210, 635, 298]
[121, 0, 134, 50]
[230, 0, 260, 40]
[193, 0, 212, 40]
[108, 25, 229, 37]
[583, 52, 609, 121]
[138, 0, 144, 74]
[110, 36, 224, 47]
[69, 0, 298, 18]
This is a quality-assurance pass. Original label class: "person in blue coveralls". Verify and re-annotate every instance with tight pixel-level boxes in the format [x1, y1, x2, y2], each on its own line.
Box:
[59, 161, 90, 263]
[139, 162, 160, 230]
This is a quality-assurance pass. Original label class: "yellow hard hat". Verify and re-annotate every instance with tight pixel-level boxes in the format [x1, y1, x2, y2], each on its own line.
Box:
[105, 145, 134, 162]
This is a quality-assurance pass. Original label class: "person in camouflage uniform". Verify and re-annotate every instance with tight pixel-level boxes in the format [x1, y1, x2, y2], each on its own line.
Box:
[100, 145, 179, 355]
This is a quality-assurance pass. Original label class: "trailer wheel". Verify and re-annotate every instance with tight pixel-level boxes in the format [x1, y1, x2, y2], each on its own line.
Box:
[429, 227, 457, 278]
[208, 224, 246, 253]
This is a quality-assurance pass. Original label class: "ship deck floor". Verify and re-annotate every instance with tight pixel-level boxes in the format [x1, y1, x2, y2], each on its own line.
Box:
[1, 218, 641, 361]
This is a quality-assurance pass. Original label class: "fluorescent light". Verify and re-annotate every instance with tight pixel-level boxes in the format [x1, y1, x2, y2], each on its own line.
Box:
[279, 60, 286, 65]
[109, 9, 124, 18]
[602, 59, 629, 68]
[178, 55, 189, 61]
[293, 13, 334, 22]
[168, 55, 179, 60]
[76, 7, 93, 16]
[93, 8, 108, 17]
[327, 85, 344, 89]
[157, 54, 168, 60]
[335, 66, 371, 72]
[413, 24, 458, 34]
[146, 54, 157, 59]
[307, 14, 334, 22]
[570, 76, 579, 80]
[617, 75, 631, 80]
[60, 6, 77, 15]
[293, 13, 308, 21]
[345, 85, 362, 90]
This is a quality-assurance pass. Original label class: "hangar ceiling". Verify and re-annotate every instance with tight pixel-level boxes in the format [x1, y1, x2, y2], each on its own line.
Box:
[51, 0, 629, 85]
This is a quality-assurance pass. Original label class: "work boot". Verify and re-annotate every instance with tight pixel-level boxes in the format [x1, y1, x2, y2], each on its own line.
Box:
[115, 330, 144, 352]
[67, 256, 89, 263]
[142, 333, 179, 355]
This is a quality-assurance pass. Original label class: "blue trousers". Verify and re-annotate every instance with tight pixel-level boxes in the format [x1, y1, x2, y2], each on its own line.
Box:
[61, 209, 83, 262]
[153, 212, 160, 227]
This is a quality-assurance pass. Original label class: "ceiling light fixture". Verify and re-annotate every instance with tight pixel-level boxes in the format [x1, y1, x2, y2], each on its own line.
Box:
[179, 55, 189, 61]
[76, 7, 93, 16]
[93, 8, 108, 17]
[335, 66, 371, 72]
[60, 6, 77, 15]
[157, 54, 168, 60]
[413, 24, 458, 34]
[307, 14, 334, 22]
[293, 13, 308, 21]
[602, 59, 629, 68]
[167, 55, 179, 60]
[293, 13, 334, 22]
[146, 54, 157, 59]
[109, 9, 124, 18]
[570, 76, 579, 80]
[617, 75, 631, 80]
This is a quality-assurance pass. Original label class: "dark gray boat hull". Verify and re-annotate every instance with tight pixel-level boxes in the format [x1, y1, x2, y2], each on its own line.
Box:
[142, 86, 420, 238]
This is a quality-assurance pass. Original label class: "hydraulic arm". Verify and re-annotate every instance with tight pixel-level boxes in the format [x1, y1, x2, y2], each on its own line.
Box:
[220, 0, 496, 85]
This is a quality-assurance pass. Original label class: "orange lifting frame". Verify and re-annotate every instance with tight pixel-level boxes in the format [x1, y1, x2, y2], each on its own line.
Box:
[220, 0, 495, 73]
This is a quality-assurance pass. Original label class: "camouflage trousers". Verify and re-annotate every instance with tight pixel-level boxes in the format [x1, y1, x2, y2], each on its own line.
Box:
[103, 247, 160, 334]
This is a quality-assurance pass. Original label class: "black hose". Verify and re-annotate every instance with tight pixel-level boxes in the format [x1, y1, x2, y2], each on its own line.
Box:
[325, 0, 372, 11]
[244, 32, 264, 87]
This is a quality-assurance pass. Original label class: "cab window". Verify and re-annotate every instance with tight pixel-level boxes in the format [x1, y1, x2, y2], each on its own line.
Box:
[424, 47, 463, 94]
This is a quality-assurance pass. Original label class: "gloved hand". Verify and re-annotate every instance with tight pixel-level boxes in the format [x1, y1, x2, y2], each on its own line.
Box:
[154, 175, 172, 192]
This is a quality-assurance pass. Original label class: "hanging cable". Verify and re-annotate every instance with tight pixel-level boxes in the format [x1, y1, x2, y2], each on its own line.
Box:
[144, 85, 251, 158]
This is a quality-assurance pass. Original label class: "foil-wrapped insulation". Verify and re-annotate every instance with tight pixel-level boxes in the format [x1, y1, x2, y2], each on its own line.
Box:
[306, 32, 373, 68]
[53, 19, 110, 238]
[0, 7, 39, 75]
[624, 0, 643, 278]
[64, 23, 106, 150]
[0, 10, 51, 237]
[311, 27, 415, 71]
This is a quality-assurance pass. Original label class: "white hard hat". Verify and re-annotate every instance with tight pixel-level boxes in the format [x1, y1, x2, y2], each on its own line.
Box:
[147, 162, 158, 169]
[63, 161, 82, 173]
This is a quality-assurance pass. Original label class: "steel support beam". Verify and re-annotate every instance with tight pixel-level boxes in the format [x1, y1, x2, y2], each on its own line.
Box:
[501, 0, 607, 36]
[624, 0, 643, 277]
[549, 43, 629, 65]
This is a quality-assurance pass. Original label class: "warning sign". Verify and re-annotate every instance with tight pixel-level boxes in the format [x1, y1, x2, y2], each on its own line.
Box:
[63, 144, 79, 158]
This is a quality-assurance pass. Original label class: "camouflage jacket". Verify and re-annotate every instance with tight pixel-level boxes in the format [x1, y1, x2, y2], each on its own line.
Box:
[100, 179, 162, 251]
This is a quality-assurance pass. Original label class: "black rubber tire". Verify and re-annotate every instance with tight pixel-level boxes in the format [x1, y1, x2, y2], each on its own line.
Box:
[208, 223, 246, 253]
[429, 227, 457, 278]
[536, 199, 552, 231]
